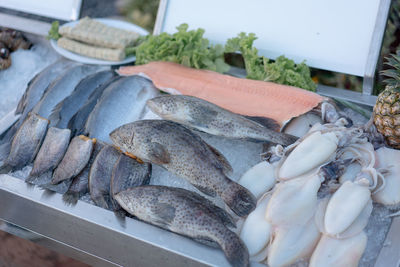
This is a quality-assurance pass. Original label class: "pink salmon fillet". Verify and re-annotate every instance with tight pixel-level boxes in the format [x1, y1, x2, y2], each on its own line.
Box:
[118, 61, 324, 126]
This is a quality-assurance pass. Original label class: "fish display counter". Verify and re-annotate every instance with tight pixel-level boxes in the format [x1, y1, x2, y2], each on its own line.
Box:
[0, 1, 400, 267]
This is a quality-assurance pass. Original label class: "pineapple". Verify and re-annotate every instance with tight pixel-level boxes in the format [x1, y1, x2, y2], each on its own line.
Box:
[373, 51, 400, 149]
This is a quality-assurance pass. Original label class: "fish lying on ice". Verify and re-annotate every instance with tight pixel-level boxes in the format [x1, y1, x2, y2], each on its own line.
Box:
[114, 185, 248, 267]
[147, 95, 298, 146]
[84, 75, 159, 143]
[32, 64, 107, 119]
[0, 60, 76, 146]
[49, 70, 116, 128]
[88, 145, 121, 210]
[15, 60, 77, 118]
[67, 76, 122, 136]
[1, 113, 48, 172]
[51, 135, 95, 185]
[118, 61, 324, 126]
[27, 127, 71, 179]
[110, 120, 256, 217]
[63, 141, 106, 205]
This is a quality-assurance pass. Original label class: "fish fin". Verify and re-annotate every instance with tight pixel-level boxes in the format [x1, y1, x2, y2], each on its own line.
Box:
[62, 192, 79, 206]
[220, 230, 250, 267]
[205, 205, 236, 228]
[0, 164, 12, 174]
[0, 121, 17, 145]
[151, 203, 176, 228]
[176, 189, 236, 228]
[192, 236, 220, 248]
[48, 100, 63, 125]
[148, 142, 170, 164]
[114, 209, 127, 227]
[205, 143, 233, 176]
[192, 184, 217, 197]
[222, 183, 256, 217]
[244, 115, 281, 132]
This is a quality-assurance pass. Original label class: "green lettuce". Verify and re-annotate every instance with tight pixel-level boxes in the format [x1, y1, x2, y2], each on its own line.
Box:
[225, 32, 316, 91]
[134, 23, 230, 73]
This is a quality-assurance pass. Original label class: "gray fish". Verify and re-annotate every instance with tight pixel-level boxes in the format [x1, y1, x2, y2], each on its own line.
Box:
[1, 113, 49, 171]
[67, 76, 122, 136]
[115, 185, 249, 267]
[63, 141, 106, 205]
[16, 60, 76, 117]
[27, 127, 71, 179]
[51, 135, 95, 185]
[32, 64, 107, 120]
[147, 95, 298, 146]
[110, 120, 256, 217]
[111, 155, 151, 196]
[84, 75, 159, 143]
[110, 155, 151, 213]
[0, 60, 75, 146]
[88, 145, 121, 210]
[49, 70, 116, 128]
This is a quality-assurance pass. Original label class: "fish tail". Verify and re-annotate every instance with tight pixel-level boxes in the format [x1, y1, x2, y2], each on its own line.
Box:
[0, 163, 13, 174]
[268, 130, 298, 146]
[216, 228, 250, 267]
[62, 191, 79, 206]
[221, 181, 256, 217]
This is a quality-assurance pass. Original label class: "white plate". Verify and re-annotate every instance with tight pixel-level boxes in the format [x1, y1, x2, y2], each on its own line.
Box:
[50, 18, 148, 65]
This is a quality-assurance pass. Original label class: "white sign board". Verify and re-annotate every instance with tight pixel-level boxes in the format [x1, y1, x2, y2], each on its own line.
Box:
[158, 0, 380, 77]
[0, 0, 82, 21]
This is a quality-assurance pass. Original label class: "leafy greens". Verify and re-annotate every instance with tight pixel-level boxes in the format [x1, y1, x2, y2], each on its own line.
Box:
[134, 24, 230, 73]
[225, 32, 316, 91]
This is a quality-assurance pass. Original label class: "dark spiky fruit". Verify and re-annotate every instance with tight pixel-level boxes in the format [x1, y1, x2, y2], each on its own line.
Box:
[373, 51, 400, 149]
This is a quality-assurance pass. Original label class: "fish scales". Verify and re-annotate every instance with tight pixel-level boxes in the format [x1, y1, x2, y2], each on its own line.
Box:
[89, 145, 121, 209]
[28, 127, 71, 178]
[115, 185, 249, 267]
[32, 64, 107, 120]
[84, 75, 159, 143]
[50, 70, 116, 128]
[2, 113, 49, 171]
[63, 141, 106, 205]
[110, 120, 256, 217]
[147, 95, 298, 146]
[0, 60, 75, 146]
[51, 135, 94, 184]
[67, 76, 122, 136]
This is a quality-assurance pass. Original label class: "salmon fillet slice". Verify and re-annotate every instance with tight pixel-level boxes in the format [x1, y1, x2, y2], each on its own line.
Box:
[118, 61, 324, 126]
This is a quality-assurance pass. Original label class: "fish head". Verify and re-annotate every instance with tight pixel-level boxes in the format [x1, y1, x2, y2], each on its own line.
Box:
[147, 95, 181, 119]
[110, 121, 155, 163]
[110, 123, 138, 154]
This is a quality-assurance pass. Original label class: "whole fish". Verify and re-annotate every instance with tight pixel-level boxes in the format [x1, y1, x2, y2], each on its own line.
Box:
[67, 76, 122, 136]
[88, 145, 121, 209]
[49, 70, 116, 128]
[27, 127, 71, 179]
[0, 60, 75, 145]
[147, 95, 298, 146]
[84, 75, 159, 143]
[63, 141, 106, 205]
[1, 113, 48, 172]
[110, 120, 256, 217]
[32, 64, 107, 120]
[16, 60, 76, 116]
[115, 185, 249, 267]
[110, 155, 151, 213]
[51, 135, 95, 185]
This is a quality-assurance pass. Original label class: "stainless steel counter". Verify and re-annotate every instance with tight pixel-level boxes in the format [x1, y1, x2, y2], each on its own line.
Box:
[0, 174, 231, 267]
